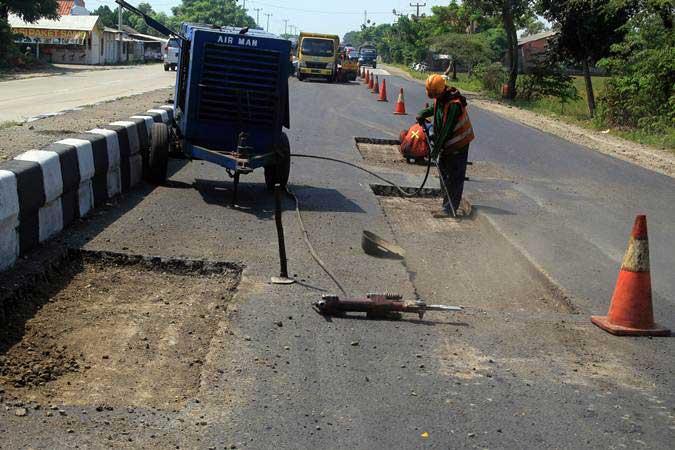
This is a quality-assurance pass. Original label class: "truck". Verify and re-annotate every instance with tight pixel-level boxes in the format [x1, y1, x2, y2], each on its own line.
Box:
[358, 43, 377, 69]
[296, 32, 339, 81]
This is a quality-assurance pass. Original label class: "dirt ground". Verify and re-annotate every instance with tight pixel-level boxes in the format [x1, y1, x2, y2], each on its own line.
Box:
[0, 87, 173, 161]
[0, 252, 240, 410]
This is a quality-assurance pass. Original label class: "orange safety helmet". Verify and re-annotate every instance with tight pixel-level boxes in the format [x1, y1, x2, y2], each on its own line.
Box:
[425, 74, 447, 98]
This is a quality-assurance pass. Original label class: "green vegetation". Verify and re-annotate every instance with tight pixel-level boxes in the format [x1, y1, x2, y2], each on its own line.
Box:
[92, 0, 255, 37]
[344, 0, 673, 150]
[388, 63, 483, 93]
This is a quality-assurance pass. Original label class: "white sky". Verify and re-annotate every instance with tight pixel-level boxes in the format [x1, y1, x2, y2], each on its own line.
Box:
[84, 0, 452, 37]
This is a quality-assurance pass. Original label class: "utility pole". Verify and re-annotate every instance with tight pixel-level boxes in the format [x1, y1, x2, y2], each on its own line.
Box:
[283, 19, 288, 36]
[254, 8, 262, 27]
[363, 10, 367, 26]
[410, 2, 426, 19]
[265, 13, 272, 32]
[117, 5, 123, 63]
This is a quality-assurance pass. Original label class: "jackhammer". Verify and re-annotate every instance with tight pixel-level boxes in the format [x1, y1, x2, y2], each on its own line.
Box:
[314, 293, 462, 320]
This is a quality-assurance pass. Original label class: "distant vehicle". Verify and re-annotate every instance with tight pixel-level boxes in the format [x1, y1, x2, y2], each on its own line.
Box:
[297, 32, 340, 81]
[163, 37, 180, 71]
[345, 46, 359, 61]
[358, 44, 377, 68]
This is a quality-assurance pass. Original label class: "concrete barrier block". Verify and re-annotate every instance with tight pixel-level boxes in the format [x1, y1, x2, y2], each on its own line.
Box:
[147, 109, 169, 123]
[159, 105, 175, 122]
[0, 169, 20, 227]
[15, 150, 63, 204]
[0, 222, 19, 271]
[88, 128, 121, 198]
[129, 154, 143, 188]
[130, 115, 155, 140]
[110, 121, 141, 155]
[0, 169, 20, 270]
[78, 179, 94, 217]
[88, 128, 121, 169]
[38, 197, 63, 243]
[57, 138, 95, 181]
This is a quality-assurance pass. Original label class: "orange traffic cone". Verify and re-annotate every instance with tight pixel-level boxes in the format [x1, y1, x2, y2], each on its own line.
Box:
[378, 78, 388, 101]
[591, 215, 670, 336]
[368, 72, 374, 89]
[373, 76, 380, 94]
[394, 88, 407, 115]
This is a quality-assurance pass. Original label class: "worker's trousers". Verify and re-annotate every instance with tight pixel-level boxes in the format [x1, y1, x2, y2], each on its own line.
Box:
[438, 146, 469, 212]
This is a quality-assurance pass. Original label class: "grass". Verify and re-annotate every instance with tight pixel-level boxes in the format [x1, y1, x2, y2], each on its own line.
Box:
[500, 76, 674, 151]
[0, 121, 21, 130]
[388, 63, 483, 93]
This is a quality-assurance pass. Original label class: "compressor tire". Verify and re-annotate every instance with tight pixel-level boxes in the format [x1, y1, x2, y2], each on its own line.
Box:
[264, 132, 291, 191]
[147, 122, 169, 184]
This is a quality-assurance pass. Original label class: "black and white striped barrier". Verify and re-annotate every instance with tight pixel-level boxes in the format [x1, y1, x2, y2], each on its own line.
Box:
[0, 105, 175, 271]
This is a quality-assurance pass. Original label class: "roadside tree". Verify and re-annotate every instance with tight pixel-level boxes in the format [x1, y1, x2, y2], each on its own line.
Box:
[171, 0, 255, 29]
[537, 0, 633, 117]
[0, 0, 58, 65]
[464, 0, 534, 99]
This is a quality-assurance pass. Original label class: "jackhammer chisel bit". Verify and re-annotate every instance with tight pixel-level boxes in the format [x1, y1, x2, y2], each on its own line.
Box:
[313, 293, 462, 320]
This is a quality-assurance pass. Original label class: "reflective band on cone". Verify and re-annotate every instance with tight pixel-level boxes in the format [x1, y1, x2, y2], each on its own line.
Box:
[591, 215, 670, 336]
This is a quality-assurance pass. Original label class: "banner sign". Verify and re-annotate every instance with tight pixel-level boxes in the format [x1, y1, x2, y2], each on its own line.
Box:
[13, 28, 88, 45]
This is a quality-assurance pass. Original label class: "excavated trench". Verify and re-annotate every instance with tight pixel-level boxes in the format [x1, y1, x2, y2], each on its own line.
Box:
[0, 250, 241, 409]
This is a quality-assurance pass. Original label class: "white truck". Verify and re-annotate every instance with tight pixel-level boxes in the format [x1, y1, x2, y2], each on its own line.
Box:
[163, 37, 180, 71]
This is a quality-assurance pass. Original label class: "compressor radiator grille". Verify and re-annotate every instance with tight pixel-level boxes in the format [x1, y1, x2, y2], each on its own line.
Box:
[198, 42, 281, 127]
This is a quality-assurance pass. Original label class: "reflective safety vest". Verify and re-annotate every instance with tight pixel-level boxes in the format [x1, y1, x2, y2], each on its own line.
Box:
[435, 97, 474, 152]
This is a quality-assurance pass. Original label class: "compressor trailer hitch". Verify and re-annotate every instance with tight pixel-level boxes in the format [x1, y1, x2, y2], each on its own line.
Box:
[314, 293, 462, 320]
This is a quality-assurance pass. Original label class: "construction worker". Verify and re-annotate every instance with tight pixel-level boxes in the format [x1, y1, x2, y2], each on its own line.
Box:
[416, 74, 474, 217]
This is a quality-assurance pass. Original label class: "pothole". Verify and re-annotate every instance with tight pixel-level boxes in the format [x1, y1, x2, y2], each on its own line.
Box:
[355, 136, 432, 175]
[370, 183, 441, 198]
[0, 250, 242, 409]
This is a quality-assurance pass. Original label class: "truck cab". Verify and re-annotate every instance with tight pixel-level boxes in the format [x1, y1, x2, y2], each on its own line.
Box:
[297, 32, 339, 81]
[358, 44, 377, 68]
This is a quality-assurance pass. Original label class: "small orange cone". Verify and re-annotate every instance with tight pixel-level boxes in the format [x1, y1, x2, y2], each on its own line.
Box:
[591, 215, 670, 336]
[373, 76, 380, 94]
[394, 88, 407, 115]
[368, 72, 374, 89]
[378, 78, 388, 101]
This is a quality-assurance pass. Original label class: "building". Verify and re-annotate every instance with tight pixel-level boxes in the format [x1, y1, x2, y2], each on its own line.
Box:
[9, 15, 148, 65]
[57, 0, 90, 16]
[517, 30, 557, 72]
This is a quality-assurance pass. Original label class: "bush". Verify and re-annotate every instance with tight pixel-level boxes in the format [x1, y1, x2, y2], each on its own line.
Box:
[595, 11, 674, 133]
[473, 62, 507, 95]
[516, 59, 579, 105]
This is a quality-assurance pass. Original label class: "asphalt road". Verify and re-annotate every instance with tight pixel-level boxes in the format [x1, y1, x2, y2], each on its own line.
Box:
[1, 73, 673, 448]
[0, 64, 174, 123]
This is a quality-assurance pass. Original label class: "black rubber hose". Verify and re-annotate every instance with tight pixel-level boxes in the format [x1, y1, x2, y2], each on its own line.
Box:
[290, 153, 433, 197]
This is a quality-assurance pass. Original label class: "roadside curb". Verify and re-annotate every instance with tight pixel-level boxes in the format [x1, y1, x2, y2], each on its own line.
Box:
[0, 104, 175, 272]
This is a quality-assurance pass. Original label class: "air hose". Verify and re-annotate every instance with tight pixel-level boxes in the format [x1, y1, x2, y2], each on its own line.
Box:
[289, 153, 433, 197]
[285, 149, 434, 295]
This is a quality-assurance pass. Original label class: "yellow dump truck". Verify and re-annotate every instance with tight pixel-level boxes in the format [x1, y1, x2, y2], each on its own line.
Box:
[297, 32, 340, 81]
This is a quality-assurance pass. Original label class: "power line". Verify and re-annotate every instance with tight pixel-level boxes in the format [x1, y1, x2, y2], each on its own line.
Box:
[264, 12, 272, 32]
[410, 2, 426, 18]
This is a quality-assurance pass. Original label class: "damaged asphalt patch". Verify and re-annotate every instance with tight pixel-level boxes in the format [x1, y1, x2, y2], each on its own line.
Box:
[0, 250, 241, 409]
